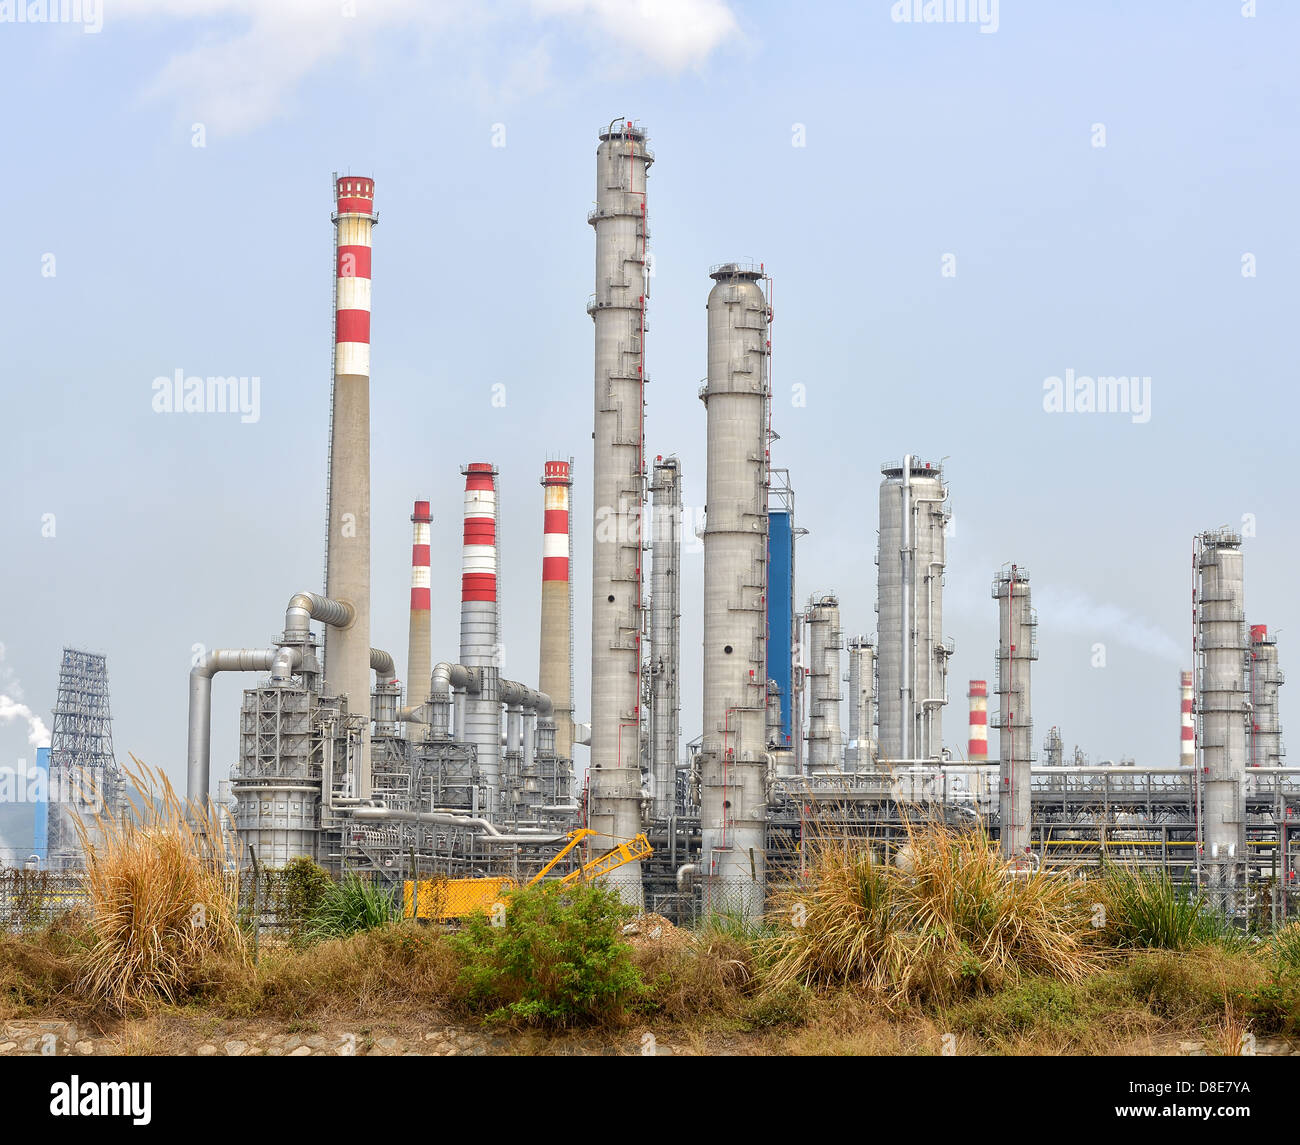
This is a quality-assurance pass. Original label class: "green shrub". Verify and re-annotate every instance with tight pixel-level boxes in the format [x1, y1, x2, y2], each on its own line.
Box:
[308, 874, 396, 941]
[449, 882, 647, 1028]
[268, 859, 334, 947]
[1099, 867, 1236, 951]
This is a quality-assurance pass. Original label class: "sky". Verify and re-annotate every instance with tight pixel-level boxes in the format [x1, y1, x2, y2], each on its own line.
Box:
[1, 0, 1296, 859]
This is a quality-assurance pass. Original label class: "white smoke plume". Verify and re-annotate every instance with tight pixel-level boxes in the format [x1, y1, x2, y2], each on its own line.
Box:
[0, 696, 52, 749]
[1034, 585, 1184, 664]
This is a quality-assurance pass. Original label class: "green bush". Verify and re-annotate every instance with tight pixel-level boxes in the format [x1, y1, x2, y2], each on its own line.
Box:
[1099, 867, 1236, 951]
[268, 859, 334, 947]
[450, 882, 648, 1028]
[308, 874, 397, 941]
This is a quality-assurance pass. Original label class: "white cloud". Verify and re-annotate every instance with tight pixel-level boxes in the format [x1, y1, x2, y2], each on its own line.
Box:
[0, 696, 51, 749]
[103, 0, 739, 134]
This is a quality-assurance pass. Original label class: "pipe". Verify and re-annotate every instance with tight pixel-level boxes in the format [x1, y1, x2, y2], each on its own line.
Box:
[370, 647, 398, 687]
[346, 805, 566, 845]
[676, 863, 699, 891]
[188, 648, 278, 805]
[900, 454, 912, 761]
[430, 661, 473, 736]
[285, 591, 354, 639]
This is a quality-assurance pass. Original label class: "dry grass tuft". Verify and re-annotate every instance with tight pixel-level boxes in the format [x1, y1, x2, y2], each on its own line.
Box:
[764, 819, 1104, 1008]
[73, 756, 250, 1013]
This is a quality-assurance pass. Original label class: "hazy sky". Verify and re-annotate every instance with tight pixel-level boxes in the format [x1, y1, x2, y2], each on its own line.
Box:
[1, 0, 1296, 858]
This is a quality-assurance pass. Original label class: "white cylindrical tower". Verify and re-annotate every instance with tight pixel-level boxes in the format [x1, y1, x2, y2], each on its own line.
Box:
[699, 263, 771, 918]
[648, 456, 682, 821]
[876, 458, 950, 763]
[1195, 529, 1248, 908]
[461, 463, 501, 813]
[845, 635, 875, 772]
[805, 595, 842, 774]
[992, 565, 1036, 861]
[324, 174, 377, 796]
[1249, 626, 1284, 769]
[587, 120, 651, 905]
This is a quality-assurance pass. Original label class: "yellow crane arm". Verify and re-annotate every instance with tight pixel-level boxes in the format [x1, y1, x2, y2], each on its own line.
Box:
[558, 833, 653, 888]
[526, 828, 597, 886]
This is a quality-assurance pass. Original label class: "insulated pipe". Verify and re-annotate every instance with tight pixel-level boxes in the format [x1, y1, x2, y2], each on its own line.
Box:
[369, 647, 398, 687]
[346, 805, 566, 845]
[285, 592, 354, 639]
[900, 455, 913, 761]
[429, 661, 473, 737]
[188, 649, 278, 806]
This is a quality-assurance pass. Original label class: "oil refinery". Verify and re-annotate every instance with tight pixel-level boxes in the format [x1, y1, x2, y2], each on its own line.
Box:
[28, 120, 1289, 926]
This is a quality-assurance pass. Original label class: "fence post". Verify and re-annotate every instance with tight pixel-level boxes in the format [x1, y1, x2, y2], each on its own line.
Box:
[249, 846, 261, 964]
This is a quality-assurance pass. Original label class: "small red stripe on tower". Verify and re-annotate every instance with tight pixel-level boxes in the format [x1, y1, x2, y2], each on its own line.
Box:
[337, 245, 372, 278]
[335, 309, 371, 344]
[411, 587, 431, 610]
[542, 557, 570, 582]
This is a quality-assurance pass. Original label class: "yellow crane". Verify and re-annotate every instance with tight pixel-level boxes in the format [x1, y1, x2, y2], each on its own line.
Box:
[403, 829, 653, 922]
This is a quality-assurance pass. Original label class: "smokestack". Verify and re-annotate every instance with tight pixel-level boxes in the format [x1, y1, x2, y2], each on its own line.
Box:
[968, 680, 988, 762]
[539, 460, 574, 761]
[406, 500, 432, 717]
[805, 595, 842, 774]
[699, 262, 771, 918]
[587, 119, 651, 905]
[461, 463, 501, 812]
[1180, 670, 1194, 767]
[648, 456, 682, 819]
[324, 174, 377, 796]
[993, 565, 1036, 861]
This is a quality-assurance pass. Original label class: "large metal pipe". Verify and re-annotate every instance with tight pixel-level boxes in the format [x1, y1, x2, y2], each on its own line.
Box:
[538, 460, 575, 760]
[649, 455, 682, 819]
[587, 119, 652, 905]
[699, 262, 771, 919]
[188, 649, 278, 807]
[429, 661, 472, 737]
[323, 174, 377, 798]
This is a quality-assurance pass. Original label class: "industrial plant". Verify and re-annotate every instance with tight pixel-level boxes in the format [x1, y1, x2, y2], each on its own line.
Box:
[27, 120, 1285, 926]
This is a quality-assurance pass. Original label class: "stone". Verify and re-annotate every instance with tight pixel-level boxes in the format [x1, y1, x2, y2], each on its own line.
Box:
[289, 1045, 312, 1057]
[73, 1041, 93, 1055]
[376, 1037, 399, 1051]
[1178, 1041, 1205, 1053]
[304, 1035, 327, 1050]
[224, 1040, 249, 1058]
[196, 1044, 218, 1057]
[0, 1043, 16, 1053]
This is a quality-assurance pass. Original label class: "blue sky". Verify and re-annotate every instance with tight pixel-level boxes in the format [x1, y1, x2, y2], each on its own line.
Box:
[1, 0, 1296, 857]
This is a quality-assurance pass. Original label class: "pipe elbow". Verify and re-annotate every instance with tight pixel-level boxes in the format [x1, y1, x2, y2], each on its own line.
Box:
[370, 647, 397, 687]
[285, 592, 355, 637]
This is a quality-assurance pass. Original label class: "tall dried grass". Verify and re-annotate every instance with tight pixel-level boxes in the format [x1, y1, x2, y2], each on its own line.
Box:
[764, 820, 1103, 1007]
[73, 756, 250, 1012]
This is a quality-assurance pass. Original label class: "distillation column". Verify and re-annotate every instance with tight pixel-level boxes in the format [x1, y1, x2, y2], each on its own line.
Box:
[876, 458, 951, 762]
[845, 635, 875, 771]
[324, 175, 377, 796]
[993, 566, 1036, 861]
[407, 500, 432, 715]
[539, 461, 575, 762]
[587, 121, 651, 903]
[461, 464, 502, 814]
[805, 596, 842, 774]
[1195, 530, 1248, 909]
[1250, 626, 1284, 769]
[968, 680, 989, 763]
[699, 263, 771, 917]
[648, 456, 682, 820]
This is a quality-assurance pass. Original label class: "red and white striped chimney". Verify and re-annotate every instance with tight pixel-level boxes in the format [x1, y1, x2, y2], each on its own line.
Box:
[406, 500, 432, 713]
[461, 463, 501, 806]
[968, 680, 988, 762]
[324, 174, 377, 795]
[1180, 670, 1194, 767]
[539, 460, 573, 759]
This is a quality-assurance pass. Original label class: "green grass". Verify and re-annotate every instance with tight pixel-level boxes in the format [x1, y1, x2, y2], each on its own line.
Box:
[1097, 866, 1242, 951]
[307, 874, 398, 941]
